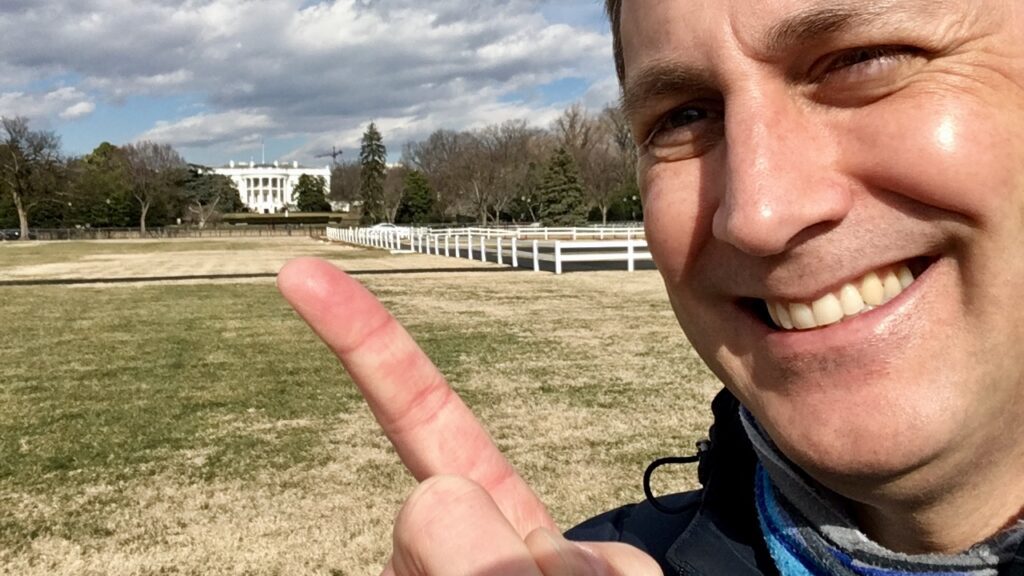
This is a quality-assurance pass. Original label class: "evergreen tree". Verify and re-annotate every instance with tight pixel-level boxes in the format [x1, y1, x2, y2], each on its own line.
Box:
[359, 122, 387, 224]
[69, 142, 135, 227]
[0, 187, 15, 228]
[396, 170, 436, 224]
[182, 167, 243, 227]
[292, 174, 331, 212]
[537, 147, 588, 226]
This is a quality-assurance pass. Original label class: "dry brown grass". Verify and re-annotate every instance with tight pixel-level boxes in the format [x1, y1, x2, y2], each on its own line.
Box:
[0, 238, 720, 575]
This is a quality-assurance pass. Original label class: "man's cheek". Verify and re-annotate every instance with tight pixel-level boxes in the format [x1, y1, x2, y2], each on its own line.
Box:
[843, 93, 1019, 225]
[642, 162, 715, 278]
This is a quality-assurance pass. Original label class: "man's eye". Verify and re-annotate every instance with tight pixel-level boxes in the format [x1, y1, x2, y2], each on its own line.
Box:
[640, 104, 723, 162]
[815, 45, 923, 84]
[807, 45, 927, 106]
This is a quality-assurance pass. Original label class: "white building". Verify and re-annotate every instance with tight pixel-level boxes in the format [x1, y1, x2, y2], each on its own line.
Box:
[214, 160, 332, 214]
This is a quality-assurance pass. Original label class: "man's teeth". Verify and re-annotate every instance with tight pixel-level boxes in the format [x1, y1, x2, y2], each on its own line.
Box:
[765, 264, 915, 331]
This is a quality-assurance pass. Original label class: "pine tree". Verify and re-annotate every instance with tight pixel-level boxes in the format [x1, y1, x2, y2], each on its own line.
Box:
[359, 122, 387, 224]
[396, 170, 436, 224]
[292, 174, 331, 212]
[537, 147, 588, 226]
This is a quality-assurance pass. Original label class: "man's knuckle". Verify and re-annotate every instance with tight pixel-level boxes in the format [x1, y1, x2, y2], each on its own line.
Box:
[395, 475, 487, 539]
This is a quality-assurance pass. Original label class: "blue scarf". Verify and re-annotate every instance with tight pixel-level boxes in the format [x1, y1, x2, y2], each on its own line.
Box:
[741, 408, 1024, 576]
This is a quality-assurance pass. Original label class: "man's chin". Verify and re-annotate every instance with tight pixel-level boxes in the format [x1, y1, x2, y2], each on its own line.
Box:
[752, 395, 959, 495]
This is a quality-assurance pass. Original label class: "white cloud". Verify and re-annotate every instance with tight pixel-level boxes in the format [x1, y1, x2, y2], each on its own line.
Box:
[0, 0, 618, 162]
[136, 109, 276, 147]
[0, 87, 96, 123]
[59, 101, 96, 120]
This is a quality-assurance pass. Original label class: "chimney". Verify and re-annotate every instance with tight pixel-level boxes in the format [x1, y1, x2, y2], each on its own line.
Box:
[292, 160, 298, 169]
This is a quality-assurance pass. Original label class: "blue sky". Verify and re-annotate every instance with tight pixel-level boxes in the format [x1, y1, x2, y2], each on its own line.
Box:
[0, 1, 618, 167]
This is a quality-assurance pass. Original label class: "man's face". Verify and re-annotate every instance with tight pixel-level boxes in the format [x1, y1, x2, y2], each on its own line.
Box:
[619, 0, 1024, 497]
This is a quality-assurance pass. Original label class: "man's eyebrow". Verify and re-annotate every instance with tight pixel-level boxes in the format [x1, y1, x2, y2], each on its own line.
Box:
[761, 6, 880, 55]
[621, 1, 949, 120]
[760, 0, 943, 56]
[621, 62, 714, 122]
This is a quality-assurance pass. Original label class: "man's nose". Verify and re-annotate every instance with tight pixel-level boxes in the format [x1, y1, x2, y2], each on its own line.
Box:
[711, 90, 853, 257]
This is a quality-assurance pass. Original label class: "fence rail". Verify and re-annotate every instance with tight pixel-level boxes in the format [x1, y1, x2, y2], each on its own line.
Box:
[4, 226, 323, 241]
[327, 225, 653, 274]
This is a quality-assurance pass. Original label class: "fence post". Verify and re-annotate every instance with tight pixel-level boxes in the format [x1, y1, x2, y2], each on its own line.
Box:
[497, 238, 504, 266]
[572, 228, 577, 240]
[479, 237, 486, 262]
[628, 240, 635, 272]
[455, 236, 461, 258]
[511, 238, 518, 268]
[468, 233, 474, 260]
[533, 240, 540, 272]
[445, 236, 450, 257]
[555, 241, 563, 275]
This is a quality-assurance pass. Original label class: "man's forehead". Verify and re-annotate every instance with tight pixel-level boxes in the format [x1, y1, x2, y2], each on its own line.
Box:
[620, 0, 961, 65]
[618, 0, 987, 106]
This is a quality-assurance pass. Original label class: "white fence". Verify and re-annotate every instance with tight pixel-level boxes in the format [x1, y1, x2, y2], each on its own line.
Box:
[326, 225, 653, 274]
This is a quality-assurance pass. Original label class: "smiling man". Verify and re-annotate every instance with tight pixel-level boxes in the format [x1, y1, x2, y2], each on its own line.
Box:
[277, 0, 1024, 574]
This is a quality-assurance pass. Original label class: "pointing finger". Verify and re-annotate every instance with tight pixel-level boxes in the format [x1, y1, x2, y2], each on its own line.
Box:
[277, 258, 555, 535]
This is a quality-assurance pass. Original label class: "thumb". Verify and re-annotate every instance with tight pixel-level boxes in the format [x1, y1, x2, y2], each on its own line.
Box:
[525, 528, 662, 576]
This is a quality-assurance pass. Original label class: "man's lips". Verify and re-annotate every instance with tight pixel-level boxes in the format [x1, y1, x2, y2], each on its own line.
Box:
[728, 257, 935, 333]
[765, 263, 916, 331]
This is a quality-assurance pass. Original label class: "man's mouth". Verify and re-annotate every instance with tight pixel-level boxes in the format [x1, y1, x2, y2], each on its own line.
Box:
[764, 263, 920, 331]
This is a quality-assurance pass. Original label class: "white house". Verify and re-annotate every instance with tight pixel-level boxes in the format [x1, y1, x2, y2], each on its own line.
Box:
[214, 160, 332, 214]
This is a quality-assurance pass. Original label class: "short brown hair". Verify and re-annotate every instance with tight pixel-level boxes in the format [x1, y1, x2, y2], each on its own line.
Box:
[605, 0, 625, 84]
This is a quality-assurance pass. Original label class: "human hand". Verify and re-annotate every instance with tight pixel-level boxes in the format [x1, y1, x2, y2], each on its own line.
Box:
[277, 258, 660, 575]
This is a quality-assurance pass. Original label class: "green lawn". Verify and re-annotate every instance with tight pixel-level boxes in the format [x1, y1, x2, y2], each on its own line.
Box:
[0, 240, 719, 575]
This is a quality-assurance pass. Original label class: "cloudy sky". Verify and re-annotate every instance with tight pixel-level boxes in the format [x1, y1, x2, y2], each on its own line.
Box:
[0, 0, 618, 167]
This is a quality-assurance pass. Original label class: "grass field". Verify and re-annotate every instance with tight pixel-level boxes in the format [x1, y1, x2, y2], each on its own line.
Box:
[0, 237, 720, 575]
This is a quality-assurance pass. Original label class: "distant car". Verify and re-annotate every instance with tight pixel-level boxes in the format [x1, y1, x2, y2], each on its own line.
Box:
[368, 222, 412, 238]
[1, 229, 38, 240]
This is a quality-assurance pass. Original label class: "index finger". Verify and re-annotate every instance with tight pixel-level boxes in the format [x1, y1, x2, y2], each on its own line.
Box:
[277, 257, 556, 535]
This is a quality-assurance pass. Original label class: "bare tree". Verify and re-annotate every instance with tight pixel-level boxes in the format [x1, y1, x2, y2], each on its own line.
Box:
[553, 103, 595, 159]
[186, 197, 219, 229]
[403, 129, 470, 222]
[382, 165, 409, 224]
[122, 141, 187, 236]
[479, 120, 546, 224]
[329, 160, 361, 203]
[552, 103, 640, 223]
[582, 106, 638, 224]
[0, 116, 63, 240]
[601, 105, 640, 222]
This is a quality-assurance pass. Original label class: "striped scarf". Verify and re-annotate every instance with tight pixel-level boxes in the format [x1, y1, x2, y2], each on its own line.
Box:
[740, 408, 1024, 576]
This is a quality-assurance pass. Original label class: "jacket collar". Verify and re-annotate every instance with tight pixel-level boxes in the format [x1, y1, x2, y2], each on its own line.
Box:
[666, 390, 777, 576]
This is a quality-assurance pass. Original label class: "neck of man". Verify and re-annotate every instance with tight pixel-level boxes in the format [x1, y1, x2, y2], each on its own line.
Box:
[836, 437, 1024, 554]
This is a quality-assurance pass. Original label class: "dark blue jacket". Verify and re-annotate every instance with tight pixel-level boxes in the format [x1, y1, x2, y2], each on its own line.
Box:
[567, 390, 1024, 576]
[566, 390, 778, 575]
